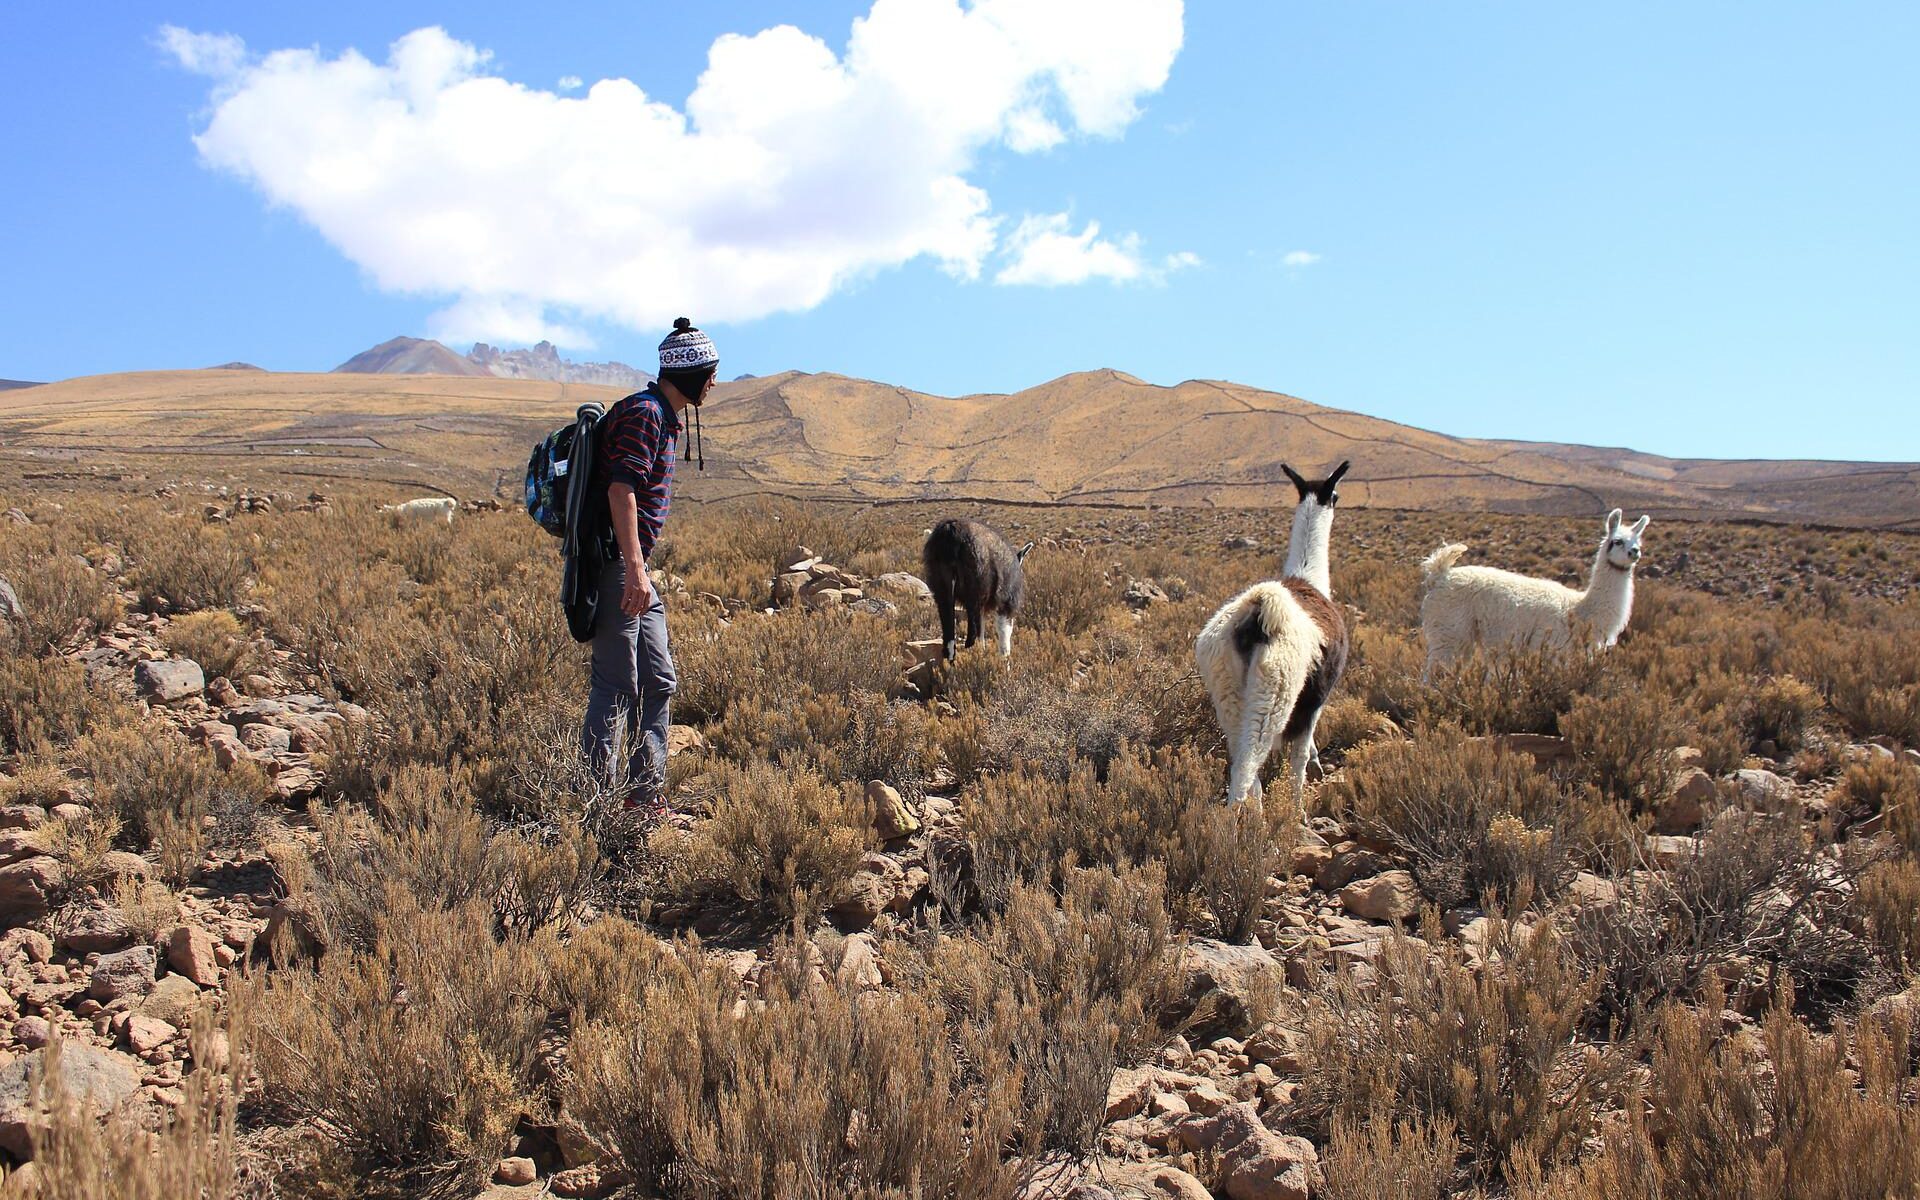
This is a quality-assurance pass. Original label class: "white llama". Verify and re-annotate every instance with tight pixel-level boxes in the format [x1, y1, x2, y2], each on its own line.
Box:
[1419, 508, 1649, 679]
[1196, 462, 1352, 807]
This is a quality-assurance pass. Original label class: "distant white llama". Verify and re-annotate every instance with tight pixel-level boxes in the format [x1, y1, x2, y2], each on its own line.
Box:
[382, 497, 457, 524]
[1419, 508, 1649, 678]
[1195, 462, 1352, 807]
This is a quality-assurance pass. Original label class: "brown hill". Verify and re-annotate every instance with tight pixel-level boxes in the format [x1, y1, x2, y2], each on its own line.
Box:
[0, 367, 1913, 529]
[333, 336, 489, 377]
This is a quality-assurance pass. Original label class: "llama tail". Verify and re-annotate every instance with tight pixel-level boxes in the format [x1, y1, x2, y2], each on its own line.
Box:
[1420, 543, 1469, 588]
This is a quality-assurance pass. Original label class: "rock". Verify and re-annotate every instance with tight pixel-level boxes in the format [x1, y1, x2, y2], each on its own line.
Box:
[1313, 843, 1391, 892]
[134, 658, 205, 702]
[208, 731, 251, 769]
[829, 853, 905, 929]
[165, 925, 222, 987]
[1178, 939, 1283, 1037]
[205, 676, 240, 707]
[12, 1017, 50, 1049]
[868, 781, 921, 841]
[1339, 870, 1421, 922]
[873, 572, 934, 601]
[1482, 732, 1577, 768]
[550, 1163, 624, 1199]
[89, 945, 158, 1002]
[0, 829, 57, 867]
[0, 577, 20, 623]
[1645, 834, 1701, 869]
[124, 1013, 176, 1054]
[0, 857, 65, 923]
[1288, 841, 1332, 879]
[835, 933, 884, 991]
[1224, 535, 1260, 551]
[0, 1043, 142, 1158]
[238, 723, 292, 754]
[263, 895, 328, 961]
[495, 1156, 538, 1186]
[272, 766, 323, 803]
[239, 674, 277, 697]
[1658, 768, 1717, 834]
[1106, 1065, 1156, 1121]
[0, 806, 46, 832]
[1243, 1025, 1307, 1074]
[1731, 768, 1794, 807]
[1, 929, 54, 964]
[96, 851, 152, 882]
[666, 725, 709, 758]
[771, 571, 812, 607]
[1122, 579, 1169, 609]
[1566, 872, 1618, 908]
[800, 584, 846, 610]
[138, 974, 203, 1028]
[1174, 1103, 1314, 1200]
[55, 903, 136, 954]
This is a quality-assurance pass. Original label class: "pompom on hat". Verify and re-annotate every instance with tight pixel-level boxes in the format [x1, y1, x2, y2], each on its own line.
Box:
[658, 317, 718, 372]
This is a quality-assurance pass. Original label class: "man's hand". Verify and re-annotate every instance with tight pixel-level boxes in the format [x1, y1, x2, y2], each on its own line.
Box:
[621, 561, 655, 616]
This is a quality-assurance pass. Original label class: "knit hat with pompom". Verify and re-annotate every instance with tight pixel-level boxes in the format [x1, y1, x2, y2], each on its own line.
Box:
[658, 317, 718, 372]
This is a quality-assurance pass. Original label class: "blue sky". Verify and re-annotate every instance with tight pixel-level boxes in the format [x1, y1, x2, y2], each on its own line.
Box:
[3, 2, 1916, 461]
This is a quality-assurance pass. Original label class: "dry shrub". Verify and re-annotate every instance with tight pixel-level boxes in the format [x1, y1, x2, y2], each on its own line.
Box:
[0, 758, 70, 808]
[251, 893, 551, 1199]
[1521, 992, 1920, 1200]
[1742, 675, 1824, 754]
[1019, 547, 1112, 635]
[674, 606, 903, 727]
[919, 865, 1180, 1156]
[129, 520, 252, 612]
[566, 930, 1018, 1200]
[160, 609, 257, 680]
[1347, 625, 1427, 728]
[1860, 858, 1920, 976]
[1328, 731, 1619, 909]
[1313, 694, 1400, 758]
[965, 746, 1286, 940]
[77, 724, 268, 882]
[981, 663, 1152, 782]
[0, 652, 109, 755]
[1320, 1103, 1459, 1200]
[1416, 646, 1605, 737]
[16, 1011, 249, 1200]
[663, 760, 867, 920]
[1297, 922, 1611, 1184]
[1829, 755, 1920, 851]
[1563, 684, 1686, 813]
[1570, 809, 1877, 1026]
[112, 877, 183, 944]
[547, 914, 672, 1024]
[0, 543, 121, 655]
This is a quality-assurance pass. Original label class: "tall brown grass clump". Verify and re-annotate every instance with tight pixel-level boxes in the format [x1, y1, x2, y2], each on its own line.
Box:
[663, 761, 868, 921]
[0, 536, 122, 655]
[128, 520, 253, 612]
[160, 609, 258, 681]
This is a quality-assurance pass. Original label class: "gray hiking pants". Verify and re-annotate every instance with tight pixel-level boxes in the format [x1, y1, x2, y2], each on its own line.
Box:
[581, 557, 677, 801]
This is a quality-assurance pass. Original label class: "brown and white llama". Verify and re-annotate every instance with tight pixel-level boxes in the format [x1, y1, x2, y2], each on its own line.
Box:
[1195, 462, 1352, 807]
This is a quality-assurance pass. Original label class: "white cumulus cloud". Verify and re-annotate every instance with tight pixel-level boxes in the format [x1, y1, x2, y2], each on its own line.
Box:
[556, 74, 583, 92]
[1282, 250, 1321, 267]
[160, 2, 1185, 346]
[995, 213, 1197, 286]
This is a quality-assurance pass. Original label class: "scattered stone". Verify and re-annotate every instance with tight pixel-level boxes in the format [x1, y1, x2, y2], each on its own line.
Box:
[1105, 1066, 1156, 1121]
[124, 1014, 176, 1054]
[1731, 768, 1794, 807]
[2, 929, 54, 964]
[55, 903, 136, 954]
[0, 577, 20, 623]
[134, 658, 206, 702]
[1658, 768, 1717, 834]
[1174, 1102, 1315, 1200]
[0, 828, 57, 867]
[873, 572, 933, 601]
[0, 1043, 142, 1158]
[666, 725, 709, 758]
[12, 1017, 50, 1048]
[1122, 579, 1169, 609]
[829, 853, 906, 929]
[868, 780, 921, 841]
[1339, 870, 1421, 922]
[166, 924, 222, 987]
[88, 945, 158, 1002]
[139, 974, 203, 1028]
[0, 856, 65, 923]
[239, 723, 292, 754]
[495, 1156, 538, 1186]
[1178, 939, 1282, 1037]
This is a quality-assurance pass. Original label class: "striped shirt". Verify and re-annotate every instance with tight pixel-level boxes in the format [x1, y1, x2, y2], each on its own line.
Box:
[596, 384, 679, 555]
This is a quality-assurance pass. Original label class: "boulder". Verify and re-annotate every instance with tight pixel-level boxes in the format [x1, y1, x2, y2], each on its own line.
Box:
[134, 658, 205, 702]
[0, 1043, 143, 1158]
[139, 974, 204, 1029]
[868, 781, 921, 841]
[0, 857, 65, 924]
[1338, 870, 1421, 922]
[1105, 1065, 1156, 1121]
[0, 577, 21, 622]
[1566, 872, 1619, 909]
[829, 854, 905, 929]
[1645, 834, 1701, 869]
[1313, 843, 1391, 892]
[95, 851, 152, 882]
[666, 725, 709, 758]
[238, 723, 292, 754]
[0, 829, 57, 868]
[0, 806, 46, 832]
[124, 1013, 176, 1054]
[1731, 768, 1794, 808]
[1174, 1102, 1315, 1200]
[55, 903, 135, 954]
[1658, 768, 1717, 834]
[1122, 579, 1169, 609]
[771, 571, 812, 607]
[166, 924, 222, 987]
[88, 945, 157, 1002]
[872, 572, 934, 602]
[1178, 939, 1282, 1036]
[495, 1156, 538, 1186]
[1, 929, 54, 965]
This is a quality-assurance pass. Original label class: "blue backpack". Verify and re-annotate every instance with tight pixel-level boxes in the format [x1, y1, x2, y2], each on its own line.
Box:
[525, 404, 610, 641]
[524, 406, 601, 538]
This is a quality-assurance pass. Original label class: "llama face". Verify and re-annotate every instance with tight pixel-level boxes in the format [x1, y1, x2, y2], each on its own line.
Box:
[1602, 510, 1649, 569]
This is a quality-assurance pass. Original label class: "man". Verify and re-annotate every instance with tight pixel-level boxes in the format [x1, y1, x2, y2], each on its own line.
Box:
[581, 317, 717, 816]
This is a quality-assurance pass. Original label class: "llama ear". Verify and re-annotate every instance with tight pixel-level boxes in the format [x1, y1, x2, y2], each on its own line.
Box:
[1630, 515, 1650, 536]
[1605, 509, 1622, 534]
[1281, 464, 1309, 499]
[1327, 460, 1351, 488]
[1017, 541, 1035, 561]
[1319, 460, 1351, 503]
